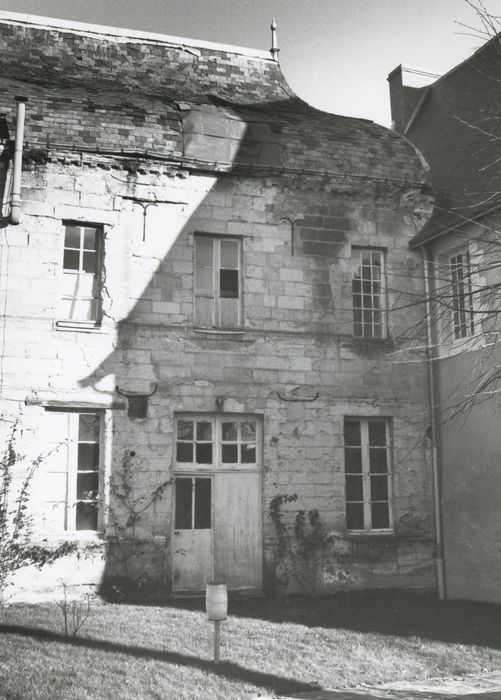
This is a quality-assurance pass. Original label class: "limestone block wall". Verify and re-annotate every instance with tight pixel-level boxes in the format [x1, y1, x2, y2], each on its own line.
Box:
[1, 157, 436, 599]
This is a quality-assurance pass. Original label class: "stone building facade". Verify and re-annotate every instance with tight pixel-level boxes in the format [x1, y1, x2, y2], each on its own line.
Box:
[0, 12, 435, 600]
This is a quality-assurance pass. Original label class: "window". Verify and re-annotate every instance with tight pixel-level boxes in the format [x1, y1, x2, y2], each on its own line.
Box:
[60, 223, 102, 324]
[194, 235, 241, 328]
[175, 415, 259, 467]
[450, 249, 475, 339]
[344, 418, 392, 531]
[39, 410, 102, 532]
[352, 248, 386, 338]
[174, 477, 212, 529]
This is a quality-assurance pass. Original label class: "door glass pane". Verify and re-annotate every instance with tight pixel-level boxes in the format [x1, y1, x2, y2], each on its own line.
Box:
[76, 472, 99, 500]
[196, 443, 212, 464]
[176, 442, 193, 462]
[194, 479, 211, 529]
[78, 443, 99, 470]
[177, 421, 194, 440]
[196, 422, 212, 441]
[241, 443, 256, 463]
[222, 422, 237, 441]
[241, 422, 256, 440]
[175, 478, 193, 529]
[222, 444, 238, 463]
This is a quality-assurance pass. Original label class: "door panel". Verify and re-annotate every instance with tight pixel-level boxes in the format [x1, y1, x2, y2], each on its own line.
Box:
[214, 472, 262, 589]
[172, 529, 212, 591]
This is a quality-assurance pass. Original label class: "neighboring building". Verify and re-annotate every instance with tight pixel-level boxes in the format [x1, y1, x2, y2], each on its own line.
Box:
[389, 37, 501, 602]
[0, 11, 435, 601]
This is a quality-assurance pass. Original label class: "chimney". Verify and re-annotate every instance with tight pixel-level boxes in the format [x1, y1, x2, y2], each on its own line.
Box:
[387, 64, 439, 133]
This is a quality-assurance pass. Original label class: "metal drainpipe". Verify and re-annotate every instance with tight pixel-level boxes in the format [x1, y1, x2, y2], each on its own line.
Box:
[422, 247, 446, 599]
[10, 96, 28, 226]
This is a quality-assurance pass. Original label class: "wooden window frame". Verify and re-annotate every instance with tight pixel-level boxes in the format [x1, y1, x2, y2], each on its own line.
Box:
[43, 409, 104, 533]
[58, 222, 103, 328]
[343, 417, 393, 532]
[450, 248, 475, 340]
[352, 247, 387, 339]
[194, 234, 242, 329]
[174, 414, 261, 471]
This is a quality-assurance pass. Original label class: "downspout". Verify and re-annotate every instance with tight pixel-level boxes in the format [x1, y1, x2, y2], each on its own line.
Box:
[10, 96, 28, 226]
[422, 247, 446, 599]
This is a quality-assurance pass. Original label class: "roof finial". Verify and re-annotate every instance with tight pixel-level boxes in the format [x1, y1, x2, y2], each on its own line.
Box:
[270, 18, 279, 61]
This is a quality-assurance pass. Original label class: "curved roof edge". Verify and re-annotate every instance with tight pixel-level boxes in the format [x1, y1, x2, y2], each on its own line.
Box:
[0, 10, 275, 61]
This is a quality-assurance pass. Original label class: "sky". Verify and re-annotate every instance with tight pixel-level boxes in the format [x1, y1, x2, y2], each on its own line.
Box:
[0, 0, 498, 125]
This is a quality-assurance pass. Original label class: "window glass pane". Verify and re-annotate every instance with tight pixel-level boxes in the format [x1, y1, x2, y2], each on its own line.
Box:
[345, 475, 363, 501]
[83, 228, 97, 250]
[76, 502, 98, 530]
[194, 479, 211, 529]
[220, 269, 239, 298]
[353, 322, 362, 337]
[371, 502, 390, 529]
[195, 237, 213, 267]
[64, 226, 81, 249]
[368, 420, 387, 446]
[222, 422, 237, 441]
[370, 475, 388, 501]
[176, 442, 193, 462]
[196, 443, 213, 464]
[344, 421, 361, 446]
[219, 298, 239, 327]
[196, 422, 212, 441]
[241, 443, 256, 463]
[79, 414, 100, 441]
[63, 249, 80, 270]
[177, 421, 194, 441]
[175, 478, 193, 529]
[345, 447, 362, 473]
[369, 449, 387, 474]
[195, 296, 213, 327]
[78, 443, 99, 470]
[82, 252, 97, 274]
[222, 444, 238, 463]
[241, 421, 256, 440]
[346, 502, 364, 530]
[220, 239, 239, 268]
[76, 472, 99, 500]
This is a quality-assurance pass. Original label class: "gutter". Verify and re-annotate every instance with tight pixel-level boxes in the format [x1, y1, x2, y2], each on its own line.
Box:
[422, 247, 446, 599]
[10, 96, 28, 225]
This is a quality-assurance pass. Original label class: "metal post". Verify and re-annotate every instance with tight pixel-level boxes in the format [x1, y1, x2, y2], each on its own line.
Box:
[213, 620, 221, 664]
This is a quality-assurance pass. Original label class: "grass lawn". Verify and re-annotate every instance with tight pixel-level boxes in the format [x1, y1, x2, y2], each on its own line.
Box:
[1, 590, 501, 699]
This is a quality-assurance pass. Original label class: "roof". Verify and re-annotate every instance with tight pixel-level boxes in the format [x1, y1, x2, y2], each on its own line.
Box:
[406, 34, 501, 247]
[0, 12, 426, 184]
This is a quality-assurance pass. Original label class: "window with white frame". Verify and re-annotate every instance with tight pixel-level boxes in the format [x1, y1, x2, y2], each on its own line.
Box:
[194, 235, 242, 329]
[352, 248, 386, 339]
[38, 410, 102, 532]
[450, 249, 475, 339]
[60, 223, 102, 324]
[343, 418, 392, 531]
[175, 415, 259, 468]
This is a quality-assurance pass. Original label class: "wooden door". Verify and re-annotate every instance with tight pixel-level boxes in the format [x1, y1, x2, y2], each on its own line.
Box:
[214, 472, 262, 590]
